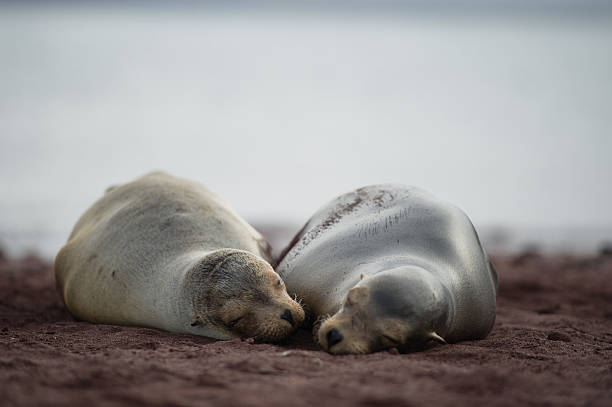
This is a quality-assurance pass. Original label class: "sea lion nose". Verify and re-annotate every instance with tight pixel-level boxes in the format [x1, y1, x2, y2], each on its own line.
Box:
[280, 309, 294, 326]
[326, 328, 344, 347]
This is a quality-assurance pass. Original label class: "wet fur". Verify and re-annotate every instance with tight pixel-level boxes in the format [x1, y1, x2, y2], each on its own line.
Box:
[277, 184, 497, 354]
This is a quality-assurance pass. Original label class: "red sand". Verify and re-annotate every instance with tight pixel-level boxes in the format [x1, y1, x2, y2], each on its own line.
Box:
[1, 251, 611, 407]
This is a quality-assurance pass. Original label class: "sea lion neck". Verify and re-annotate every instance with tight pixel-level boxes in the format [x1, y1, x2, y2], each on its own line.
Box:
[143, 251, 209, 331]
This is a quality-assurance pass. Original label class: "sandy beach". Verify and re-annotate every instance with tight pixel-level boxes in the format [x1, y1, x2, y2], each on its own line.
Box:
[1, 249, 610, 407]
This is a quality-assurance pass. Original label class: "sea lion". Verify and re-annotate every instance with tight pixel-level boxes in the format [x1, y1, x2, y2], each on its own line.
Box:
[55, 172, 304, 341]
[276, 185, 497, 354]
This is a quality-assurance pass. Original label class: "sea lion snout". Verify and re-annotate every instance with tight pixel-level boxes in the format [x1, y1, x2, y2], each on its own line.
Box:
[318, 314, 370, 355]
[318, 306, 411, 355]
[246, 271, 306, 341]
[246, 298, 304, 342]
[317, 286, 372, 354]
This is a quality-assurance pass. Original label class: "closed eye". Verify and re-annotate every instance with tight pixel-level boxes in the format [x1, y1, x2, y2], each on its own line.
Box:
[227, 317, 243, 328]
[382, 335, 401, 346]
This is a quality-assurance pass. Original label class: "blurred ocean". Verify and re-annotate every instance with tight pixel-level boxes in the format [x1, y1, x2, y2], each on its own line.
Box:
[1, 1, 611, 259]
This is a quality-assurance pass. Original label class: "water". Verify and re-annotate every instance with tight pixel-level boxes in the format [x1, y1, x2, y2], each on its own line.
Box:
[1, 3, 611, 258]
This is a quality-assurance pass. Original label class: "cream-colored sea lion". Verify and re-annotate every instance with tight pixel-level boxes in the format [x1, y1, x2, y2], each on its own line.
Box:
[55, 172, 304, 341]
[276, 185, 497, 354]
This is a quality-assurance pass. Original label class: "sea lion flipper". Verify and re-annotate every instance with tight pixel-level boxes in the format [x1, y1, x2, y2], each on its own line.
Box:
[429, 332, 447, 344]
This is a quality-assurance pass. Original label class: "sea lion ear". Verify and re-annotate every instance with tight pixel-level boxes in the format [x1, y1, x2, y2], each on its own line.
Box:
[429, 332, 447, 344]
[347, 286, 369, 305]
[191, 315, 204, 327]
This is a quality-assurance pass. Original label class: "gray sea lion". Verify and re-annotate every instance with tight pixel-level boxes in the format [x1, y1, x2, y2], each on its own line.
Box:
[55, 172, 304, 341]
[276, 185, 497, 354]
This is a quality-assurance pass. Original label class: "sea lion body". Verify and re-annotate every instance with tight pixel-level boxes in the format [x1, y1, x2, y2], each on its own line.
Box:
[55, 172, 304, 340]
[277, 185, 497, 353]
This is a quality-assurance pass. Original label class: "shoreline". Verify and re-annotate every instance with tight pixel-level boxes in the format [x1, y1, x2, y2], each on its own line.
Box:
[2, 223, 612, 261]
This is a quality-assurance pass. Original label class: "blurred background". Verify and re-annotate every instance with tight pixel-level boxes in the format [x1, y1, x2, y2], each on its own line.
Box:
[1, 0, 611, 259]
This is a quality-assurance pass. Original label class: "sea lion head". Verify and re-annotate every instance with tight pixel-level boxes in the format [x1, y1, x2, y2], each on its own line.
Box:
[187, 249, 305, 342]
[317, 266, 453, 354]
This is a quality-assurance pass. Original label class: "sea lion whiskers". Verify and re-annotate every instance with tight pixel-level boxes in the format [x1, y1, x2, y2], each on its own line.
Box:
[292, 294, 305, 308]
